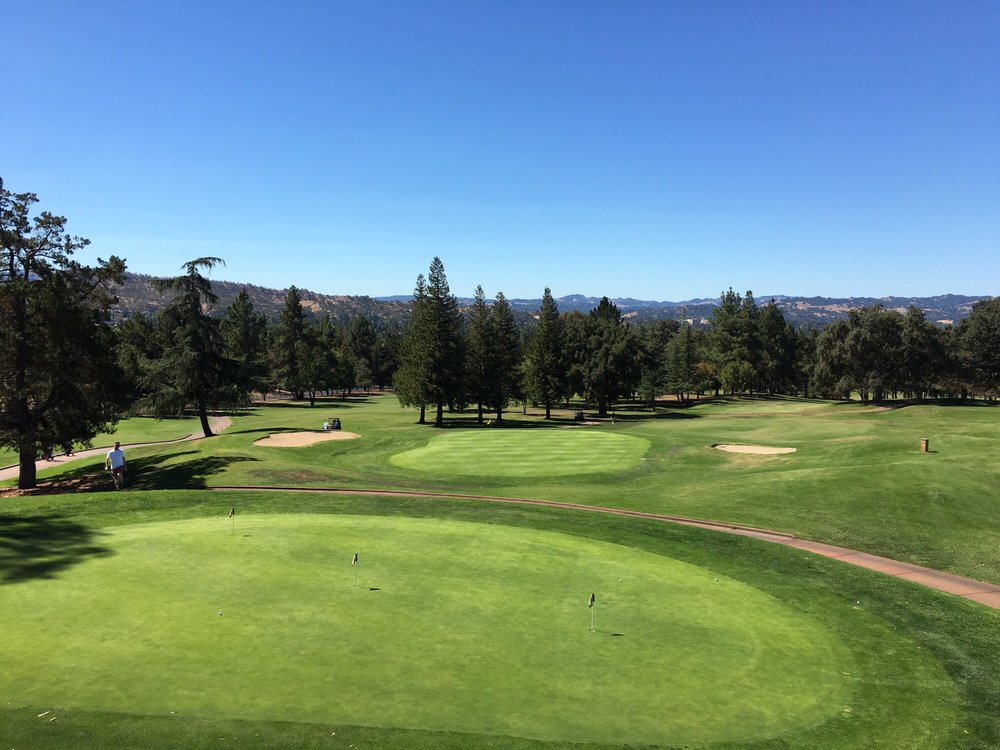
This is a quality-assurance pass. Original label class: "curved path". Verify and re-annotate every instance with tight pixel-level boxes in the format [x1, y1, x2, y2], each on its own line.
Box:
[5, 416, 1000, 611]
[210, 483, 1000, 611]
[0, 415, 233, 484]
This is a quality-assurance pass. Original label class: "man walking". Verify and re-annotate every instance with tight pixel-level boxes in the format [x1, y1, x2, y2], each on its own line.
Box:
[106, 441, 126, 489]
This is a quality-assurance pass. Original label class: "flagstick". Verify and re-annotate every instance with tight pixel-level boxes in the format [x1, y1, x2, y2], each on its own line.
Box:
[591, 604, 595, 632]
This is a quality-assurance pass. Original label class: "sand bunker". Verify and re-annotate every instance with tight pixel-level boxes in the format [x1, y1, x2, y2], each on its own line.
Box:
[254, 431, 360, 447]
[713, 444, 796, 455]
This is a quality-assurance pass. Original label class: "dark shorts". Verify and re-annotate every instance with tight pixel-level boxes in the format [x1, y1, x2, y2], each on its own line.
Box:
[111, 466, 125, 476]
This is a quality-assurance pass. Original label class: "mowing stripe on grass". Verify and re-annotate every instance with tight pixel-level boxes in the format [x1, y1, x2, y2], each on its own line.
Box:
[390, 429, 650, 477]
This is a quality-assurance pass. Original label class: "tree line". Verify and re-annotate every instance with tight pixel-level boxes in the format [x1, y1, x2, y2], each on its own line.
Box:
[4, 181, 1000, 489]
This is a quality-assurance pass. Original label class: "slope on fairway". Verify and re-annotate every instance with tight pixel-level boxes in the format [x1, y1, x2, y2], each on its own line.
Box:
[4, 513, 859, 746]
[390, 429, 650, 476]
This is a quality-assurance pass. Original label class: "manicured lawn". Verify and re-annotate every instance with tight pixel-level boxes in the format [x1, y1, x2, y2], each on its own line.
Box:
[390, 429, 650, 476]
[5, 395, 1000, 747]
[2, 489, 992, 748]
[0, 415, 202, 468]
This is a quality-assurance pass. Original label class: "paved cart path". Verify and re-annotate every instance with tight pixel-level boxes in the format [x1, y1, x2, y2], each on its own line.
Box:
[208, 483, 1000, 610]
[0, 415, 233, 483]
[5, 414, 1000, 611]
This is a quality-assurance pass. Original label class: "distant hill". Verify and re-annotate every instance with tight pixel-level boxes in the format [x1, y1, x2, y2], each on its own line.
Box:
[111, 273, 989, 329]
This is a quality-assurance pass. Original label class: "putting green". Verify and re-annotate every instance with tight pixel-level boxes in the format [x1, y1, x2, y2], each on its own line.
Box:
[390, 429, 650, 476]
[1, 514, 856, 746]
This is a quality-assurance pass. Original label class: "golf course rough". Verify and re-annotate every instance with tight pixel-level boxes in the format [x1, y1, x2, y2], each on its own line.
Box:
[0, 513, 910, 747]
[389, 429, 651, 476]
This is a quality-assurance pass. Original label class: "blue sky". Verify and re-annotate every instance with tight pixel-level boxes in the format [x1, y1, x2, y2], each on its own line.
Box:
[4, 2, 998, 301]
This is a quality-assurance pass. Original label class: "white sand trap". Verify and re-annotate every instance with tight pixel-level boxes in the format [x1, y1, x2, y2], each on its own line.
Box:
[254, 431, 360, 447]
[713, 443, 796, 455]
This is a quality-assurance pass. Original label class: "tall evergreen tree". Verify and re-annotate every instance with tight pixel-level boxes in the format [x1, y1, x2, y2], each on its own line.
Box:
[465, 285, 491, 423]
[270, 286, 307, 399]
[663, 324, 702, 403]
[582, 297, 638, 416]
[523, 288, 566, 418]
[757, 300, 796, 394]
[486, 291, 522, 422]
[145, 257, 234, 437]
[221, 288, 269, 402]
[395, 274, 432, 423]
[0, 179, 127, 488]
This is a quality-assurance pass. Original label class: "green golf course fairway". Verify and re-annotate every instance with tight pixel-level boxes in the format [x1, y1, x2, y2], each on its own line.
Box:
[4, 513, 863, 746]
[390, 429, 650, 476]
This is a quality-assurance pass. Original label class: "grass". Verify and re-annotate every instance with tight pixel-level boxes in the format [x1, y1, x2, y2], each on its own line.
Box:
[4, 394, 1000, 747]
[3, 489, 996, 749]
[0, 415, 203, 468]
[390, 429, 650, 476]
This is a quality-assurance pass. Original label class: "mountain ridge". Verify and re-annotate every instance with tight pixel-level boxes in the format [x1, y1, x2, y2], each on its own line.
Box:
[112, 273, 990, 328]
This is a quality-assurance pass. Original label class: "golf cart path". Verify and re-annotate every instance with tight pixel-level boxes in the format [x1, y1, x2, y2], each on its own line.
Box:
[0, 415, 233, 483]
[211, 484, 1000, 610]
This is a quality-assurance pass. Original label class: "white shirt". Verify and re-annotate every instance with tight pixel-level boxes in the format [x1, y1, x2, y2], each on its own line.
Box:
[107, 447, 126, 469]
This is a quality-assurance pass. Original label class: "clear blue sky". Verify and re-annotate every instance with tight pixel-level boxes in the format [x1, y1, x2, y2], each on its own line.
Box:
[4, 2, 998, 301]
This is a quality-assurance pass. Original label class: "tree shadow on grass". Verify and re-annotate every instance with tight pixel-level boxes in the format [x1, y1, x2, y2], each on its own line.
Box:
[40, 449, 260, 492]
[0, 514, 112, 584]
[126, 450, 260, 490]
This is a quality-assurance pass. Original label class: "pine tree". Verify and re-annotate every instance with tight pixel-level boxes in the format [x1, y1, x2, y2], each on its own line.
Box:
[465, 285, 491, 424]
[144, 257, 235, 437]
[222, 288, 269, 402]
[0, 179, 127, 489]
[395, 275, 432, 422]
[486, 291, 522, 422]
[523, 288, 566, 418]
[270, 286, 307, 399]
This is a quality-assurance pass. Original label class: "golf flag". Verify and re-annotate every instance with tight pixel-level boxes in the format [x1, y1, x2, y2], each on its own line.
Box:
[352, 553, 359, 566]
[228, 507, 235, 518]
[588, 593, 596, 608]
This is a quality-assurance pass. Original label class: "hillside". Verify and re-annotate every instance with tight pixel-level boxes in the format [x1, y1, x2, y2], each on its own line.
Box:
[111, 273, 988, 329]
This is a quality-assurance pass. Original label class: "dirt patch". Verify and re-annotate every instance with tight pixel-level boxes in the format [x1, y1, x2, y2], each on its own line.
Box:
[253, 431, 360, 447]
[561, 421, 602, 428]
[712, 444, 796, 455]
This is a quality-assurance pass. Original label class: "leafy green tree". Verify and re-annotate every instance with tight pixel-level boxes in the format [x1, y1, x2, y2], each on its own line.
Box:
[899, 305, 944, 398]
[221, 288, 269, 402]
[270, 286, 307, 399]
[523, 288, 566, 418]
[0, 179, 127, 488]
[845, 305, 903, 402]
[144, 257, 235, 436]
[813, 320, 852, 399]
[958, 297, 1000, 398]
[485, 291, 522, 422]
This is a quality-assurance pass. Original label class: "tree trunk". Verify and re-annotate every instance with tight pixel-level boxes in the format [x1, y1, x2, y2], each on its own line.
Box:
[198, 399, 214, 437]
[435, 401, 444, 426]
[18, 444, 37, 490]
[477, 401, 484, 424]
[418, 405, 426, 424]
[545, 404, 551, 419]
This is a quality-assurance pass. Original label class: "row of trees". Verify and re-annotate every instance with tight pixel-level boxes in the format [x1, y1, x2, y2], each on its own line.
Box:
[393, 260, 1000, 425]
[4, 181, 1000, 488]
[116, 260, 402, 430]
